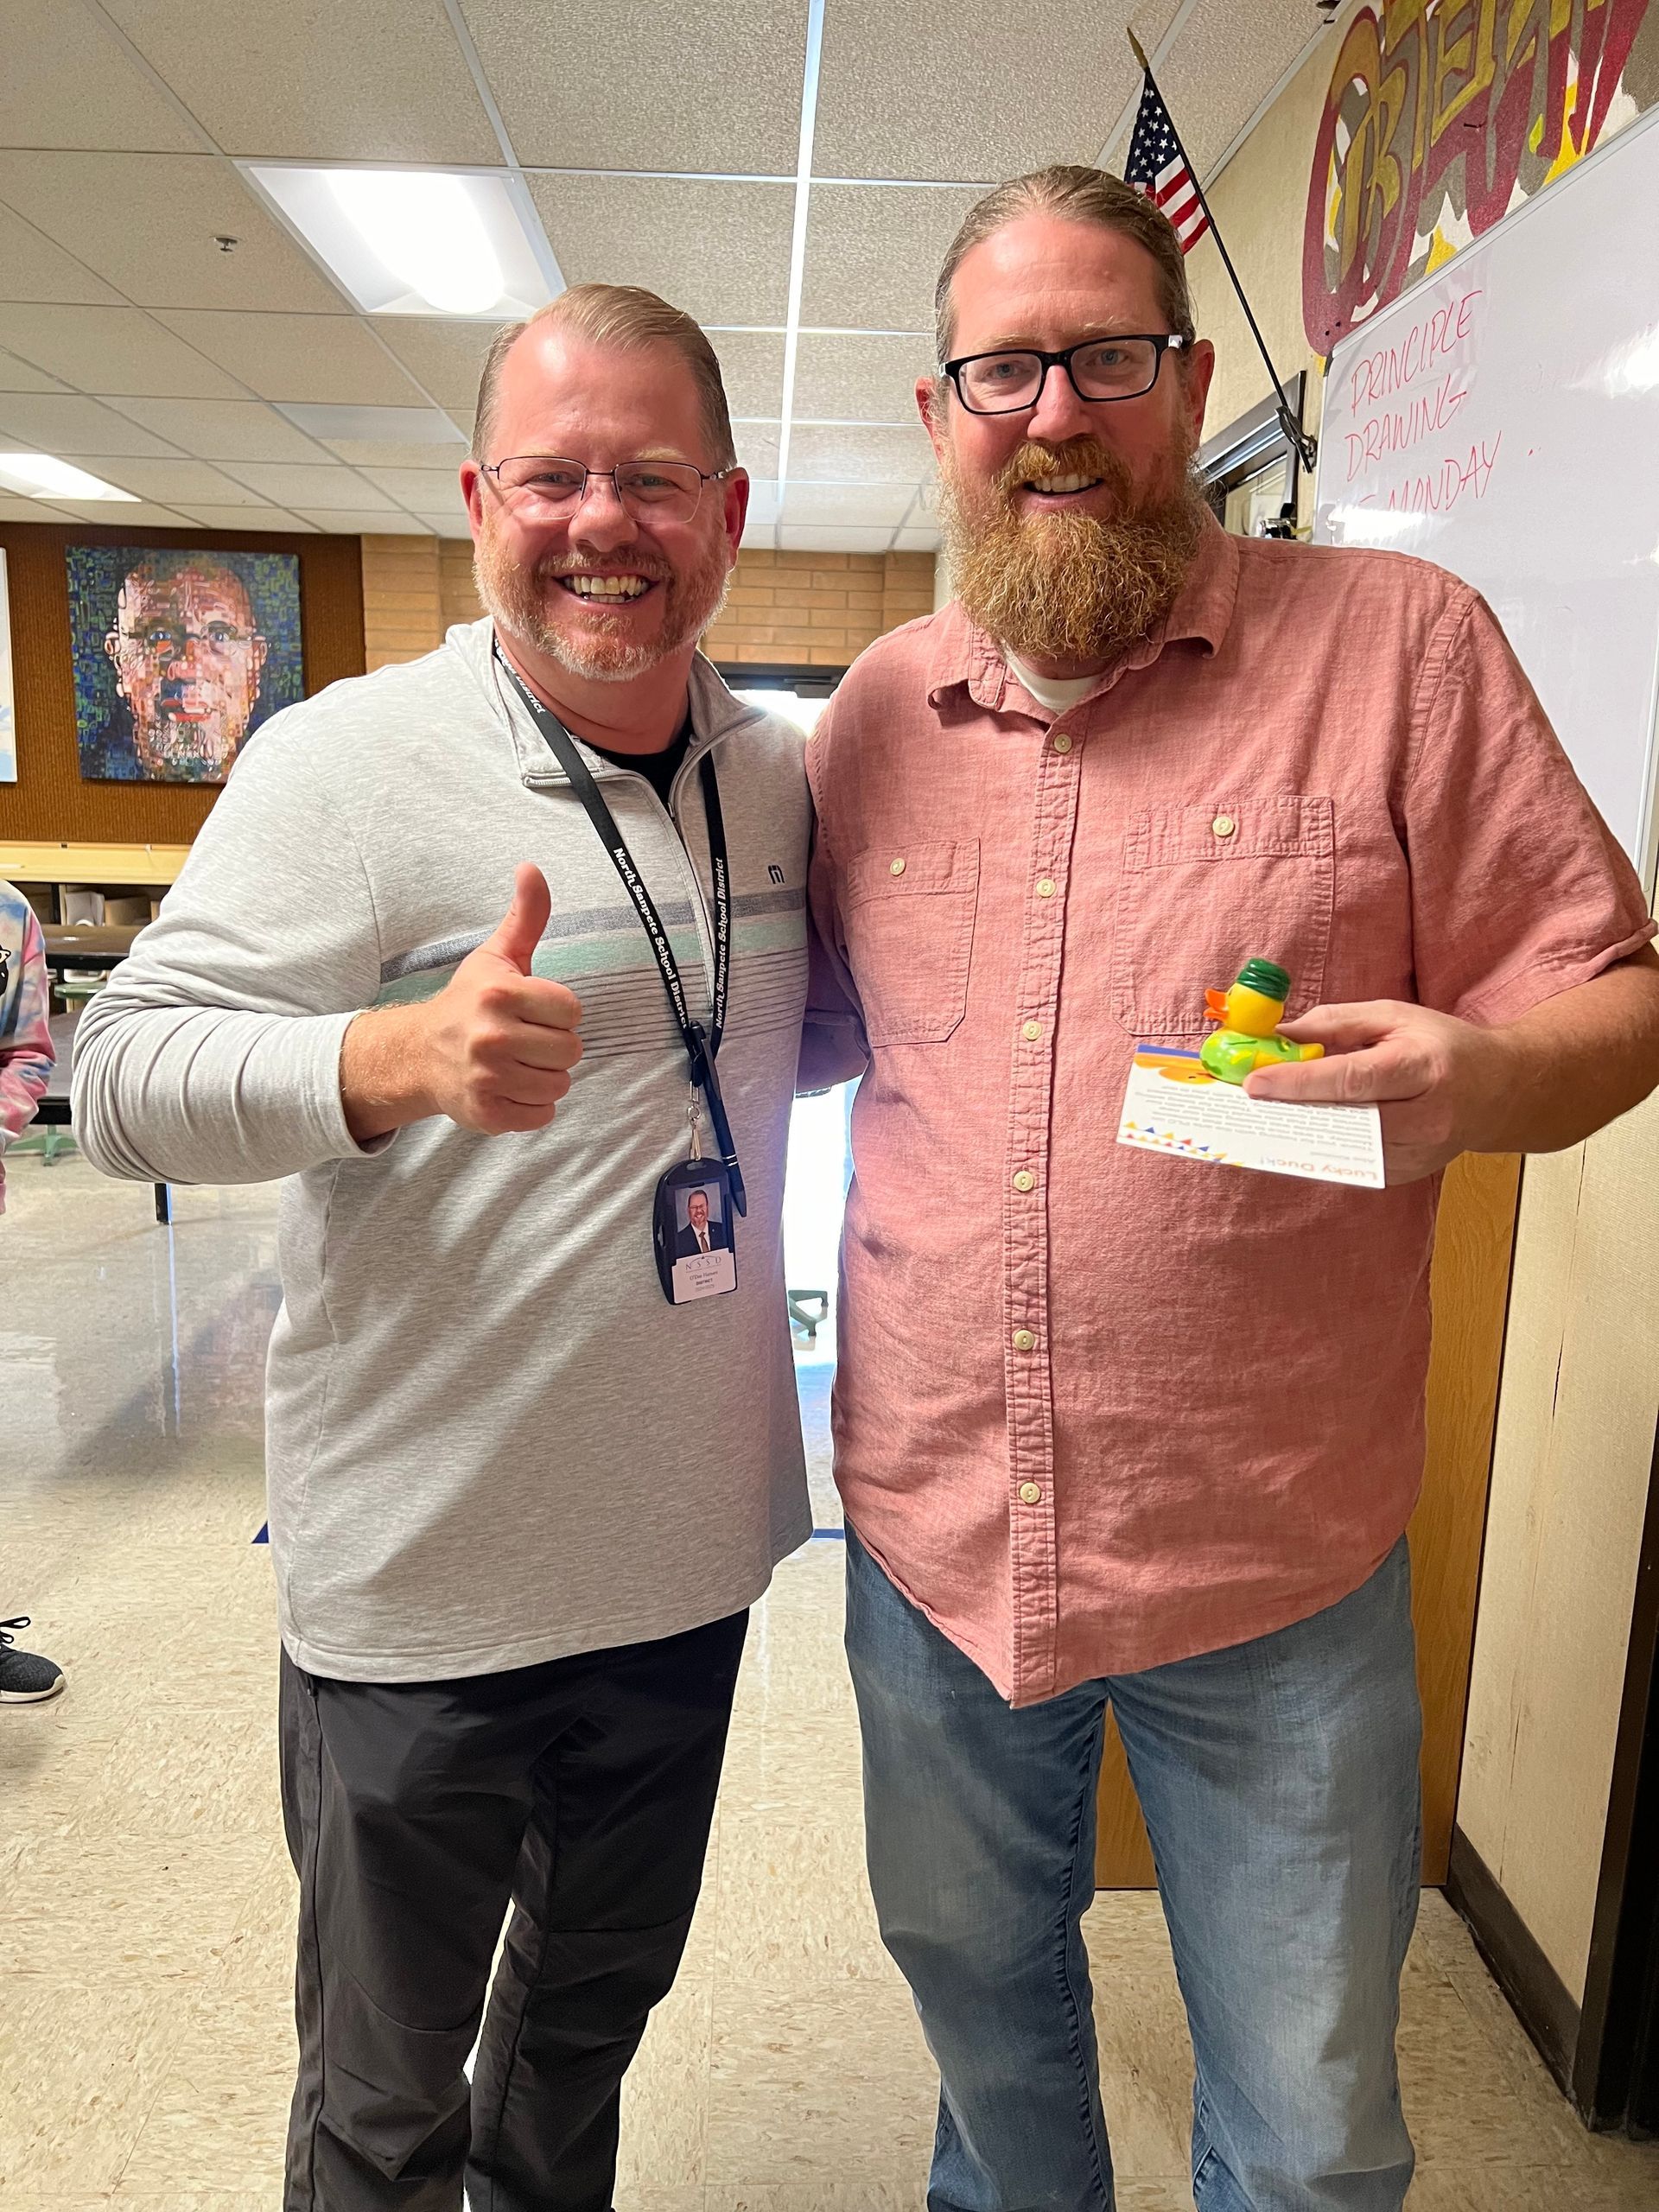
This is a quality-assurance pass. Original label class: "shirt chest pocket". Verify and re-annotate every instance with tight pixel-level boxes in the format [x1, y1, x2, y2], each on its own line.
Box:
[842, 838, 981, 1046]
[1110, 796, 1335, 1040]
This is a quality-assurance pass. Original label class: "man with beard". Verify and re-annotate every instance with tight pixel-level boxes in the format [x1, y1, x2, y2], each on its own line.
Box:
[84, 553, 269, 783]
[74, 285, 815, 2210]
[801, 168, 1659, 2210]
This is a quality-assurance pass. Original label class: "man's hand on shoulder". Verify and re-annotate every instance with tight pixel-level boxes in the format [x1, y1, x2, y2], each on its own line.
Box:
[341, 864, 584, 1143]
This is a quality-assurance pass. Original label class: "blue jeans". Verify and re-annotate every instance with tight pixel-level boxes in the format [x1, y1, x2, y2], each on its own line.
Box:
[845, 1528, 1422, 2212]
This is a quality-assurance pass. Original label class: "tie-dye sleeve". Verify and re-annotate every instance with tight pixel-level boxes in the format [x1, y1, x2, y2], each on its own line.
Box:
[0, 890, 56, 1147]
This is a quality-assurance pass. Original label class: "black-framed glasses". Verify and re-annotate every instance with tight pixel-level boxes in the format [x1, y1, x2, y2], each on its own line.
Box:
[480, 454, 738, 524]
[941, 334, 1190, 416]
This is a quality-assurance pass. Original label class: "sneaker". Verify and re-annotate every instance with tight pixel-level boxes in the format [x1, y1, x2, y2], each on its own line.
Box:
[0, 1617, 67, 1703]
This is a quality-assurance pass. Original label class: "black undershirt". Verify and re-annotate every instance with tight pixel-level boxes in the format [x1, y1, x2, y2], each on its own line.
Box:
[587, 721, 691, 811]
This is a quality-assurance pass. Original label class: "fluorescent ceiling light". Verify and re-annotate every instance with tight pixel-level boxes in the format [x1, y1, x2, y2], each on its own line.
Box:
[0, 454, 138, 500]
[245, 164, 551, 319]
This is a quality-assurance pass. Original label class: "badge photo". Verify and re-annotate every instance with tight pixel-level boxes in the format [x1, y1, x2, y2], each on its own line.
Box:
[653, 1160, 739, 1305]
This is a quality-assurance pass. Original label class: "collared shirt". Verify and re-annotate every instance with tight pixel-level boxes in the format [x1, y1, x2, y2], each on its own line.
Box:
[804, 520, 1655, 1706]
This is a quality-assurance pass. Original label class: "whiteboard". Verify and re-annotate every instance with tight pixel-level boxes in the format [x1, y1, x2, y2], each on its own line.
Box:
[1314, 105, 1659, 885]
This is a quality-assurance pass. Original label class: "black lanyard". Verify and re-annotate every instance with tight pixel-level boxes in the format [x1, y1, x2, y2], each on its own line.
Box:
[497, 650, 746, 1215]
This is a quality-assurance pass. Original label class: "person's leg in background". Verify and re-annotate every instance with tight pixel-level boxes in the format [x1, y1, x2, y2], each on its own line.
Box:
[279, 1608, 747, 2212]
[0, 1614, 66, 1702]
[1111, 1540, 1422, 2212]
[467, 1608, 747, 2212]
[845, 1523, 1115, 2212]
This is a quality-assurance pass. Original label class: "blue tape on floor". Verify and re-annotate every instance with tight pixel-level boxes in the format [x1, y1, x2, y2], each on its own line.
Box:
[252, 1522, 268, 1544]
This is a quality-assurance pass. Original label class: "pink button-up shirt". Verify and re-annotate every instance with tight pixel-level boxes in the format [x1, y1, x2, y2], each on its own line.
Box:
[804, 522, 1654, 1705]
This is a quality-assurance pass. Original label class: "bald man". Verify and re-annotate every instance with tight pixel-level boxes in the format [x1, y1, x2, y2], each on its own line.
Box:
[86, 554, 269, 783]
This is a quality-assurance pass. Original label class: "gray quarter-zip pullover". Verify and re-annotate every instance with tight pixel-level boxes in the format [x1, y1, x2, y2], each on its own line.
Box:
[73, 620, 814, 1681]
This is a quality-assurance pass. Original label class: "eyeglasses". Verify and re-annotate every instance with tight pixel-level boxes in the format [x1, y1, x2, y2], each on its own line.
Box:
[119, 624, 257, 662]
[941, 334, 1190, 416]
[480, 454, 737, 524]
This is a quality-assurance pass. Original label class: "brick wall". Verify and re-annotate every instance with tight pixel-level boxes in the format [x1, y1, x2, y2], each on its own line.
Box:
[360, 538, 936, 674]
[440, 537, 483, 629]
[702, 549, 936, 671]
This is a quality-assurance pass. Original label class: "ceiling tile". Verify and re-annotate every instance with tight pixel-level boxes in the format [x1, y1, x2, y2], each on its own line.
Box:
[800, 183, 984, 332]
[410, 517, 474, 539]
[323, 436, 470, 468]
[152, 312, 429, 405]
[300, 509, 430, 532]
[780, 482, 916, 526]
[370, 317, 498, 413]
[101, 0, 500, 164]
[170, 505, 319, 533]
[527, 177, 793, 327]
[0, 493, 74, 519]
[734, 425, 781, 479]
[0, 347, 67, 392]
[50, 499, 194, 525]
[814, 0, 1140, 181]
[738, 516, 775, 550]
[894, 524, 941, 550]
[279, 402, 460, 442]
[0, 394, 182, 457]
[786, 423, 935, 484]
[105, 397, 331, 462]
[1153, 1, 1322, 179]
[461, 0, 804, 174]
[0, 305, 246, 397]
[91, 458, 269, 505]
[223, 462, 395, 510]
[0, 201, 124, 306]
[793, 332, 932, 423]
[707, 330, 786, 421]
[0, 152, 347, 315]
[356, 465, 467, 512]
[778, 525, 896, 552]
[0, 0, 204, 154]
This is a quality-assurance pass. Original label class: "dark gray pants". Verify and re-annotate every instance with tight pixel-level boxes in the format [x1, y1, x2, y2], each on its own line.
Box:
[277, 1611, 747, 2211]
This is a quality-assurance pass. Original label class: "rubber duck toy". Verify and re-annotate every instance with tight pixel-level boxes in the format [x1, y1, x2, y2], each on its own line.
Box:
[1199, 958, 1326, 1085]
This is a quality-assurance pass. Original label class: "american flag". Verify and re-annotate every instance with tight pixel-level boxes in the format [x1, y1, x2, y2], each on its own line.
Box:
[1124, 73, 1210, 251]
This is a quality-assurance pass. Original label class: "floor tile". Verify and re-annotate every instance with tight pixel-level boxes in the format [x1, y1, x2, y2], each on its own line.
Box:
[705, 1980, 938, 2185]
[714, 1807, 897, 1984]
[617, 1975, 714, 2190]
[0, 1978, 185, 2196]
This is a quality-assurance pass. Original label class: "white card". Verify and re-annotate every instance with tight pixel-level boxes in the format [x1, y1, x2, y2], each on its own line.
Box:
[1117, 1046, 1385, 1190]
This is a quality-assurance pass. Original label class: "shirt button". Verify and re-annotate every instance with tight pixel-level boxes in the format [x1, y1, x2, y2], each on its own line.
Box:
[889, 856, 906, 875]
[1021, 1020, 1043, 1042]
[1012, 1328, 1036, 1352]
[1051, 733, 1073, 754]
[1019, 1481, 1044, 1505]
[1013, 1169, 1035, 1192]
[1035, 877, 1056, 899]
[1211, 815, 1236, 839]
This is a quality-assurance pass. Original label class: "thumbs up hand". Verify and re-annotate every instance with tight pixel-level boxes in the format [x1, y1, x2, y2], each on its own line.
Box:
[340, 865, 584, 1141]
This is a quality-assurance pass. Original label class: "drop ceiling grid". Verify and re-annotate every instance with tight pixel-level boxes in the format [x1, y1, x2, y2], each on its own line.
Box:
[0, 0, 1319, 546]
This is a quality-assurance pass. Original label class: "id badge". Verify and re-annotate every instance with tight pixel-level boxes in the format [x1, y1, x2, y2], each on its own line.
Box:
[653, 1157, 739, 1306]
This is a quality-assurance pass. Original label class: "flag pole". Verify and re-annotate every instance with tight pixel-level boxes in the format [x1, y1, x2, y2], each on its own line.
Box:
[1127, 30, 1317, 474]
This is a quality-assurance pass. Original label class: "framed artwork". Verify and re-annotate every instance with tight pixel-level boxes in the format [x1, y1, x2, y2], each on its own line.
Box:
[66, 543, 304, 785]
[0, 549, 16, 784]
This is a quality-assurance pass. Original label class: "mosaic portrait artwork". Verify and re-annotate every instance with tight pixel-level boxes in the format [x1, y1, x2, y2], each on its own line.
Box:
[67, 544, 305, 785]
